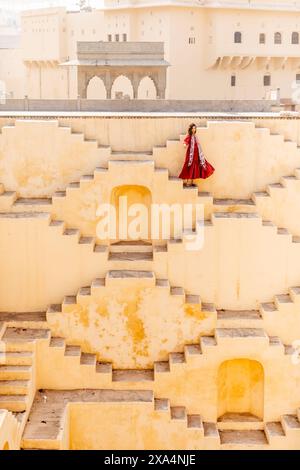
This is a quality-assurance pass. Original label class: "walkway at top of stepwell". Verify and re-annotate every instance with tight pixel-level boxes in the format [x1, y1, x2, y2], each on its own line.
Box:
[0, 111, 298, 119]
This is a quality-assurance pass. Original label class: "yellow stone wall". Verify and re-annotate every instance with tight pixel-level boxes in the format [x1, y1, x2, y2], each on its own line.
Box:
[0, 115, 300, 450]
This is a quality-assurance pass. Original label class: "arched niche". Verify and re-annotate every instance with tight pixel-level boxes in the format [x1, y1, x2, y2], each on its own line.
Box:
[217, 359, 264, 420]
[110, 185, 152, 242]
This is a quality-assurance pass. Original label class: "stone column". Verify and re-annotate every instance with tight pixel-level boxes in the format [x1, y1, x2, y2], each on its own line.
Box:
[157, 87, 166, 99]
[105, 70, 113, 99]
[77, 69, 87, 99]
[132, 72, 140, 100]
[156, 68, 167, 99]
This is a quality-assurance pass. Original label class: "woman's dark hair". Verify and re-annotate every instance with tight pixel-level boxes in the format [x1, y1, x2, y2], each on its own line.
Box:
[188, 123, 197, 136]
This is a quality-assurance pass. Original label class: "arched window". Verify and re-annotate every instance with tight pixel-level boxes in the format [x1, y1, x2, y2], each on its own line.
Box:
[292, 32, 299, 44]
[111, 75, 134, 100]
[234, 31, 242, 44]
[137, 76, 157, 99]
[86, 76, 107, 100]
[274, 32, 282, 44]
[259, 33, 266, 44]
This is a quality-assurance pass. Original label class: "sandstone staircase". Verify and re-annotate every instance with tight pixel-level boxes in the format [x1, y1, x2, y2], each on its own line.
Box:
[217, 411, 300, 450]
[20, 389, 300, 450]
[2, 119, 300, 449]
[0, 304, 299, 449]
[21, 390, 207, 450]
[46, 269, 202, 318]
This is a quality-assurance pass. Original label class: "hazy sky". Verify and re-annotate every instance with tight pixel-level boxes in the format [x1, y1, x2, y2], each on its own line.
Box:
[0, 0, 103, 10]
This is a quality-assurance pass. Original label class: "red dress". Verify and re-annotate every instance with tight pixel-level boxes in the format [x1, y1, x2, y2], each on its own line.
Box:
[179, 134, 215, 180]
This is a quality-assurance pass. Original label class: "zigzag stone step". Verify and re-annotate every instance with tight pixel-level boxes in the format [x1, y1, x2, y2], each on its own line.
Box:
[49, 337, 66, 349]
[203, 422, 219, 439]
[22, 389, 154, 450]
[251, 169, 300, 236]
[170, 406, 187, 421]
[0, 380, 30, 395]
[265, 422, 286, 446]
[259, 288, 300, 343]
[112, 370, 154, 382]
[215, 328, 269, 348]
[18, 157, 209, 243]
[281, 414, 300, 435]
[187, 415, 204, 430]
[21, 389, 206, 450]
[110, 151, 153, 161]
[0, 394, 28, 412]
[110, 241, 153, 253]
[80, 353, 97, 367]
[105, 270, 156, 288]
[0, 352, 33, 366]
[21, 395, 67, 450]
[0, 312, 47, 329]
[69, 270, 201, 306]
[0, 365, 32, 380]
[217, 413, 263, 431]
[0, 328, 50, 352]
[0, 212, 105, 255]
[0, 314, 297, 441]
[219, 430, 269, 449]
[213, 199, 256, 214]
[210, 169, 300, 239]
[12, 198, 52, 212]
[217, 310, 263, 329]
[108, 252, 153, 262]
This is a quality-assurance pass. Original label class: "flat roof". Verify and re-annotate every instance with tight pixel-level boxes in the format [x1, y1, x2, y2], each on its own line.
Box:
[62, 59, 169, 67]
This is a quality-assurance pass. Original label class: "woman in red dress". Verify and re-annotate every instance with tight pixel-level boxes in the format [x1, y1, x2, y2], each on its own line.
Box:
[179, 123, 215, 186]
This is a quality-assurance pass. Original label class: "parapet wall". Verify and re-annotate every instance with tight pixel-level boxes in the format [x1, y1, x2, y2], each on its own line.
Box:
[0, 99, 277, 113]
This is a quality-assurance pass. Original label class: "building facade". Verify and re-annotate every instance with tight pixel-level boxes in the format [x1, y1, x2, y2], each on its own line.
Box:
[2, 0, 300, 100]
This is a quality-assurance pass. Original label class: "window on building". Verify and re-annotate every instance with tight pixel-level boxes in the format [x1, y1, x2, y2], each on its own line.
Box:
[274, 32, 282, 44]
[231, 75, 236, 87]
[115, 34, 120, 42]
[123, 33, 127, 41]
[108, 34, 112, 41]
[264, 75, 271, 86]
[292, 32, 299, 44]
[189, 37, 196, 44]
[296, 73, 300, 84]
[259, 33, 266, 44]
[234, 31, 242, 43]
